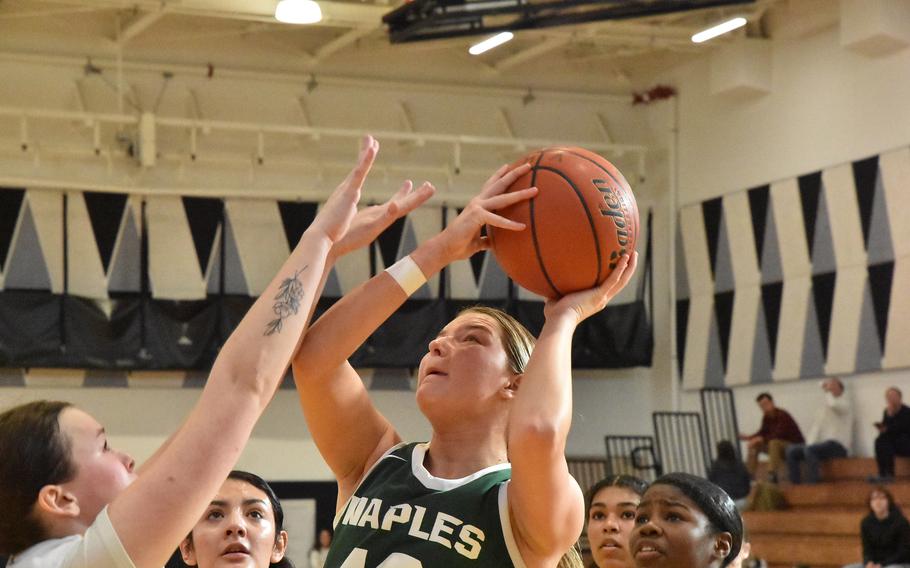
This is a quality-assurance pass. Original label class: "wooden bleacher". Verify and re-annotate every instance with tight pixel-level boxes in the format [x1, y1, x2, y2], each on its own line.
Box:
[745, 457, 910, 568]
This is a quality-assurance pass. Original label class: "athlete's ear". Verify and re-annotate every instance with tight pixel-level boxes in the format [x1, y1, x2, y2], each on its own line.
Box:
[271, 530, 289, 563]
[502, 374, 522, 399]
[711, 532, 732, 562]
[35, 484, 80, 520]
[180, 536, 199, 566]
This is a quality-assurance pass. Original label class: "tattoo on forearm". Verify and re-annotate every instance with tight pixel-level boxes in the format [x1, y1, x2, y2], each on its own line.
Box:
[264, 265, 308, 335]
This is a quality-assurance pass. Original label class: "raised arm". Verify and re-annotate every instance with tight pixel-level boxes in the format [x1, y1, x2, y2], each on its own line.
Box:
[508, 252, 638, 566]
[293, 163, 537, 498]
[106, 137, 377, 568]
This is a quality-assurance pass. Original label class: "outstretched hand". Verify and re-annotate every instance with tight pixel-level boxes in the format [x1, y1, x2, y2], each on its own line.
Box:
[308, 135, 379, 244]
[332, 180, 436, 258]
[434, 162, 538, 262]
[544, 251, 639, 325]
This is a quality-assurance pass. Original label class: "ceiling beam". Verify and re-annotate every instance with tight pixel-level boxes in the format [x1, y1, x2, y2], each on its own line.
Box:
[493, 36, 570, 71]
[118, 9, 168, 45]
[312, 26, 379, 63]
[28, 0, 388, 28]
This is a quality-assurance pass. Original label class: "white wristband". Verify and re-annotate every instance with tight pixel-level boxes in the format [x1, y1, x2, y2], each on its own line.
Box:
[385, 255, 427, 296]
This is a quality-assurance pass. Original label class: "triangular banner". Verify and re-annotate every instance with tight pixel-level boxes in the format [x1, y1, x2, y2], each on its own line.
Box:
[868, 261, 894, 354]
[852, 155, 879, 250]
[748, 184, 770, 264]
[714, 291, 735, 372]
[277, 201, 319, 251]
[798, 171, 822, 258]
[811, 187, 836, 274]
[704, 311, 725, 387]
[182, 197, 223, 277]
[676, 222, 690, 300]
[811, 271, 837, 359]
[676, 298, 690, 377]
[760, 201, 783, 284]
[855, 277, 883, 372]
[83, 192, 128, 274]
[375, 216, 407, 270]
[3, 201, 52, 290]
[107, 206, 142, 293]
[0, 188, 25, 273]
[867, 167, 895, 264]
[761, 281, 783, 367]
[713, 214, 735, 293]
[750, 299, 773, 384]
[800, 287, 826, 378]
[702, 197, 723, 281]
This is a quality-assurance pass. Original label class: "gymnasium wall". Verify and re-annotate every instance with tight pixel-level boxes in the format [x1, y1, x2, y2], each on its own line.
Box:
[666, 25, 910, 458]
[0, 51, 660, 475]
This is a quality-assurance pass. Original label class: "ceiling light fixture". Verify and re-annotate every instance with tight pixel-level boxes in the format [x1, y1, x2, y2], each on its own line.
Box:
[275, 0, 322, 24]
[691, 16, 747, 43]
[469, 31, 514, 55]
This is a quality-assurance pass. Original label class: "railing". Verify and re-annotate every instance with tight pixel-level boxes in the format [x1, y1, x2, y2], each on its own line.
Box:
[652, 411, 711, 477]
[700, 387, 741, 460]
[604, 435, 662, 482]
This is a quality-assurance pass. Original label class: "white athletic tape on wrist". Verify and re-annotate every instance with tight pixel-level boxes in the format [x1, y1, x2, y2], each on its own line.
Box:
[385, 255, 427, 296]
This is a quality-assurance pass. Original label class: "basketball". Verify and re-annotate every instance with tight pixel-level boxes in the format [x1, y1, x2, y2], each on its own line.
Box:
[488, 147, 639, 298]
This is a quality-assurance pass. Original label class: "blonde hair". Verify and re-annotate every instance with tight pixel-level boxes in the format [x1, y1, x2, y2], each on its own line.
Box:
[557, 544, 584, 568]
[458, 306, 535, 374]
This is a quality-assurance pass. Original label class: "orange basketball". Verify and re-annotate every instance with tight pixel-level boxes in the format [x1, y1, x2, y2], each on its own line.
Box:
[488, 147, 639, 298]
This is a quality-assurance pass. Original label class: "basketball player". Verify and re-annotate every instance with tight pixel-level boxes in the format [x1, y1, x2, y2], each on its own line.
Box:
[178, 471, 293, 568]
[291, 161, 639, 567]
[587, 475, 649, 568]
[630, 472, 743, 568]
[0, 137, 426, 568]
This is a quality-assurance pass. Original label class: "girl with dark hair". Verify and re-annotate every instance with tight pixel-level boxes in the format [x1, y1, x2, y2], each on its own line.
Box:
[843, 486, 910, 568]
[178, 471, 294, 568]
[707, 441, 751, 506]
[586, 475, 649, 568]
[291, 162, 639, 567]
[0, 138, 429, 568]
[630, 472, 743, 568]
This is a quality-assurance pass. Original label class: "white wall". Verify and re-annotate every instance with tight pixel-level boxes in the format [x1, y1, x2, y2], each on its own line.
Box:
[0, 382, 431, 480]
[665, 25, 910, 458]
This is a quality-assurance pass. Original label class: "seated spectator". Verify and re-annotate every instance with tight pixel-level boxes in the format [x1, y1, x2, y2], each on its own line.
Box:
[873, 387, 910, 483]
[708, 440, 752, 506]
[843, 486, 910, 568]
[739, 393, 804, 483]
[786, 377, 853, 484]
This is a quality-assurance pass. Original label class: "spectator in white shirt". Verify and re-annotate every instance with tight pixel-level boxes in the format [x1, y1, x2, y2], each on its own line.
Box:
[785, 377, 853, 484]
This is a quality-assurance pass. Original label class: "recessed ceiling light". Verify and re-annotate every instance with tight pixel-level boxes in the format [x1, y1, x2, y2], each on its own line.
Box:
[691, 17, 747, 43]
[275, 0, 322, 24]
[469, 32, 515, 55]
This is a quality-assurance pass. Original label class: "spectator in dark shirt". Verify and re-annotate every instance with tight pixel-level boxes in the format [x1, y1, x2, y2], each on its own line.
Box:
[739, 392, 804, 482]
[873, 387, 910, 482]
[843, 486, 910, 568]
[708, 440, 752, 507]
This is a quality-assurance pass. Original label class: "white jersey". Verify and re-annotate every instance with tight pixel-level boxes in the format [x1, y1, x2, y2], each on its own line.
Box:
[8, 508, 136, 568]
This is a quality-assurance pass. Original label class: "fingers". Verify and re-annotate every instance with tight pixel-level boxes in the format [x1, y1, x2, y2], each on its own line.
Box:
[480, 209, 526, 231]
[482, 186, 537, 210]
[480, 162, 531, 198]
[482, 163, 511, 188]
[397, 182, 435, 215]
[342, 135, 379, 192]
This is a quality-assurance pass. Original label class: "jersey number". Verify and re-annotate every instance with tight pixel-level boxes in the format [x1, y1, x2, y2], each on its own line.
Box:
[339, 548, 423, 568]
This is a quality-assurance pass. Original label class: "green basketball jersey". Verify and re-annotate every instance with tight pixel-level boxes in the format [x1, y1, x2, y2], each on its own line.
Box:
[325, 442, 527, 568]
